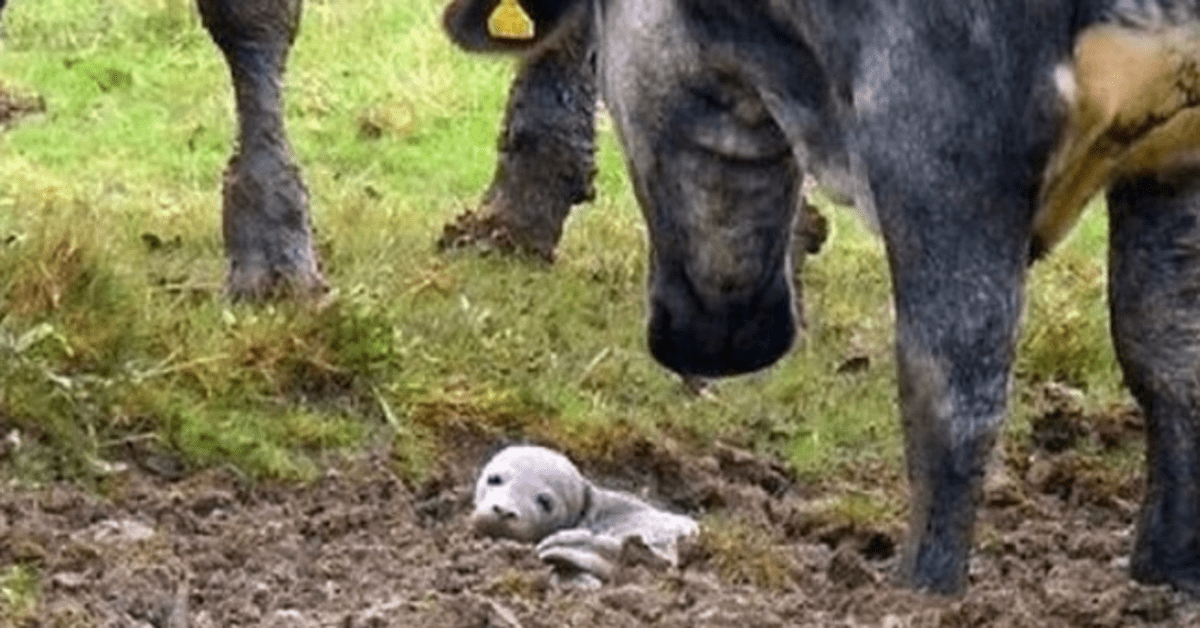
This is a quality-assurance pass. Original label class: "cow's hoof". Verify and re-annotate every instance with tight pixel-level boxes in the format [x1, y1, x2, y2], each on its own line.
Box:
[898, 541, 969, 597]
[900, 569, 966, 598]
[225, 265, 328, 303]
[1132, 562, 1200, 598]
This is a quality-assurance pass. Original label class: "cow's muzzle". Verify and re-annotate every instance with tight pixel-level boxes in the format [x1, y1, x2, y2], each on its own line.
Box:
[647, 266, 796, 377]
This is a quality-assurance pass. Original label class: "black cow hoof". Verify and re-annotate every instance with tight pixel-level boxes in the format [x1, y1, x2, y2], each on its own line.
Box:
[1132, 563, 1200, 598]
[900, 570, 966, 598]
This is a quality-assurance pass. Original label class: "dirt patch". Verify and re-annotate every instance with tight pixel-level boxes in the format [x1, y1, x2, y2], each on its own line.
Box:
[0, 86, 44, 127]
[2, 407, 1199, 627]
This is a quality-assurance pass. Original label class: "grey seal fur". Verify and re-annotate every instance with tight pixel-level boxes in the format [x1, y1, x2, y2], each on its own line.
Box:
[471, 445, 698, 582]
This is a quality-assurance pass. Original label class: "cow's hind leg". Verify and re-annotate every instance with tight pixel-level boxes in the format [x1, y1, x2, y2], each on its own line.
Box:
[197, 0, 326, 300]
[1109, 171, 1200, 596]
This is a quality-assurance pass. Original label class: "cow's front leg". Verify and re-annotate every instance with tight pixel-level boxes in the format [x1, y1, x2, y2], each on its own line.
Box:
[1109, 172, 1200, 596]
[439, 7, 597, 261]
[873, 167, 1029, 595]
[197, 0, 326, 301]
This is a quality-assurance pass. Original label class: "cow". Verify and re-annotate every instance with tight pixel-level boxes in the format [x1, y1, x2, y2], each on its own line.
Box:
[3, 0, 610, 295]
[443, 0, 1200, 596]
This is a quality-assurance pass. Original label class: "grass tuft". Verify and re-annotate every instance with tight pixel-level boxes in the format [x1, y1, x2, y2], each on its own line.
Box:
[0, 564, 40, 625]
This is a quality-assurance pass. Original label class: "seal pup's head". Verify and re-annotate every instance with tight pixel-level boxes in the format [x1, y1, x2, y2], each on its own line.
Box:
[471, 445, 591, 542]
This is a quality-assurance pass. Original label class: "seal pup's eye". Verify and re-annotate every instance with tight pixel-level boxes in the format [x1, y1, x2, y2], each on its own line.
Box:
[487, 474, 503, 486]
[535, 493, 554, 513]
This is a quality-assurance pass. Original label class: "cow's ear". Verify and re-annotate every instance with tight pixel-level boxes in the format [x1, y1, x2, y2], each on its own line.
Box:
[443, 0, 584, 52]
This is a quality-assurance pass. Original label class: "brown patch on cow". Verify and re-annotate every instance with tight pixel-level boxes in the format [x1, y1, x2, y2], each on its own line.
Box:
[1036, 23, 1200, 256]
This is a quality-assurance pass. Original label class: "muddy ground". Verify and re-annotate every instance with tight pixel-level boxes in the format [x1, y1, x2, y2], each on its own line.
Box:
[4, 387, 1200, 628]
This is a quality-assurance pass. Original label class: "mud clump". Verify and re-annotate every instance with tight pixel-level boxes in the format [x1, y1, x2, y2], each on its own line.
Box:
[0, 87, 44, 126]
[437, 205, 555, 262]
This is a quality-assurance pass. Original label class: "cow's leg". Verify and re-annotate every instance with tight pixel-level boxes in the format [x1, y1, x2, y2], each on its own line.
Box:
[865, 150, 1030, 594]
[197, 0, 326, 300]
[1108, 171, 1200, 596]
[438, 7, 596, 261]
[891, 220, 1027, 594]
[890, 234, 1026, 594]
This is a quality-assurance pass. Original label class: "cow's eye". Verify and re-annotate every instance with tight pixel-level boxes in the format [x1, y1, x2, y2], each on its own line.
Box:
[487, 474, 503, 486]
[535, 493, 554, 513]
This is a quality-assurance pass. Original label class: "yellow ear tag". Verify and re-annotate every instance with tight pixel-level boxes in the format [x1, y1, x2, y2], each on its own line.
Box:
[488, 0, 535, 40]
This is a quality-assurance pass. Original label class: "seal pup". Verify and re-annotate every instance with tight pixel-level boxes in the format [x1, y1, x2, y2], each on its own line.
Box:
[471, 445, 698, 582]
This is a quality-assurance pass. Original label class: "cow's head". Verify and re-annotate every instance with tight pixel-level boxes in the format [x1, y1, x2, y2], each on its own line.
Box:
[445, 0, 805, 377]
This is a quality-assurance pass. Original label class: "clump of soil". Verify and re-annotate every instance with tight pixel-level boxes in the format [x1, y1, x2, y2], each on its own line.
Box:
[2, 399, 1198, 626]
[0, 86, 44, 126]
[437, 201, 564, 263]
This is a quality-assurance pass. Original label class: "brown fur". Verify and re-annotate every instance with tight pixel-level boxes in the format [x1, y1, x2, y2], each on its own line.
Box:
[1036, 23, 1200, 255]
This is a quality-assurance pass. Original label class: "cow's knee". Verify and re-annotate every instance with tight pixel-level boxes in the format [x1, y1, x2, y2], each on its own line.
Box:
[1108, 171, 1200, 596]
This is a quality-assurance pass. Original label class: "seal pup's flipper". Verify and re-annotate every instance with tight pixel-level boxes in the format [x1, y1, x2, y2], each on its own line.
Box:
[582, 487, 699, 566]
[537, 528, 623, 581]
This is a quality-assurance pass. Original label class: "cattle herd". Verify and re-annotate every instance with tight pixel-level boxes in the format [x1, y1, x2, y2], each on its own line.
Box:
[4, 0, 1200, 601]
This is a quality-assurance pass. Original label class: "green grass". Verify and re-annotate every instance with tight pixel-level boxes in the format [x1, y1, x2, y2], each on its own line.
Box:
[0, 0, 1130, 497]
[0, 564, 40, 624]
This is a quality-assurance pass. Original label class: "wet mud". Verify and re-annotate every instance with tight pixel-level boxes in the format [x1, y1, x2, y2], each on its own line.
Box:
[3, 394, 1200, 626]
